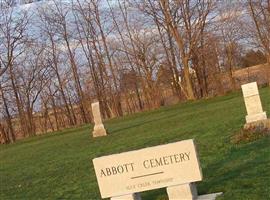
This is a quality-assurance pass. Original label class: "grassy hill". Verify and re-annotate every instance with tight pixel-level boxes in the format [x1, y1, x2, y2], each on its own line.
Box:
[0, 87, 270, 200]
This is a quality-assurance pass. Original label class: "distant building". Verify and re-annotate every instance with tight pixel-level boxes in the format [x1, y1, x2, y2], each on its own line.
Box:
[233, 63, 270, 87]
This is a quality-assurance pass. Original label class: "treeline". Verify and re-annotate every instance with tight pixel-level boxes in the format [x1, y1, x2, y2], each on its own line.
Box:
[0, 0, 269, 143]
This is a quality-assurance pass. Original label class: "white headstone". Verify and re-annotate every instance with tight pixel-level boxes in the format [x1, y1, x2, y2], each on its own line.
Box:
[91, 102, 107, 137]
[92, 139, 222, 200]
[241, 82, 267, 123]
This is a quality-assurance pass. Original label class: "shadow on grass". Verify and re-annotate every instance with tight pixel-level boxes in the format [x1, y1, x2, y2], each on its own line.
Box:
[199, 138, 270, 198]
[142, 188, 167, 200]
[5, 125, 91, 149]
[109, 113, 180, 134]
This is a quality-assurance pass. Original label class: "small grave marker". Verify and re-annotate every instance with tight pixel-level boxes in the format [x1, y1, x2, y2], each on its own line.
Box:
[91, 102, 107, 137]
[241, 82, 267, 124]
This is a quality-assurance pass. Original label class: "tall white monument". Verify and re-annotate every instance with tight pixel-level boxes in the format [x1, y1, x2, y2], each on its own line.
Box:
[91, 102, 107, 137]
[241, 82, 267, 124]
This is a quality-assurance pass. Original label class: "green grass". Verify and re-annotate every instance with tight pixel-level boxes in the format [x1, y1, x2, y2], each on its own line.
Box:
[1, 87, 270, 200]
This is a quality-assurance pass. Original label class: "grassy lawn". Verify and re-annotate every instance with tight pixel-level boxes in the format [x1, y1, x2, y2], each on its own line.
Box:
[0, 87, 270, 200]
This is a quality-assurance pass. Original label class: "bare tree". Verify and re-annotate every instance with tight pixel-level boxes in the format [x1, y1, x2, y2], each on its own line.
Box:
[0, 1, 30, 137]
[43, 0, 90, 123]
[248, 0, 270, 63]
[38, 7, 78, 126]
[0, 81, 15, 143]
[248, 0, 270, 85]
[135, 0, 213, 100]
[72, 0, 120, 118]
[18, 45, 50, 136]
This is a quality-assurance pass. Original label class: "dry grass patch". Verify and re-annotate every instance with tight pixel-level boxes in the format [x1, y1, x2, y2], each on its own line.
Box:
[231, 123, 270, 144]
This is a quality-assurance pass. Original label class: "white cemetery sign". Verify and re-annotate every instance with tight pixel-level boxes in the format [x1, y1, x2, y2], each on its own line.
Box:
[91, 102, 107, 137]
[241, 82, 267, 123]
[93, 139, 222, 200]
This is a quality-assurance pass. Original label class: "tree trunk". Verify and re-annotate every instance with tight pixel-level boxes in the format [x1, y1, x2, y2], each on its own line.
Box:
[160, 0, 196, 100]
[9, 64, 28, 137]
[0, 83, 16, 142]
[183, 57, 196, 100]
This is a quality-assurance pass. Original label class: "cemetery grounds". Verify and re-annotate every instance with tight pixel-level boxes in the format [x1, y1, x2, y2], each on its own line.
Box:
[0, 87, 269, 200]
